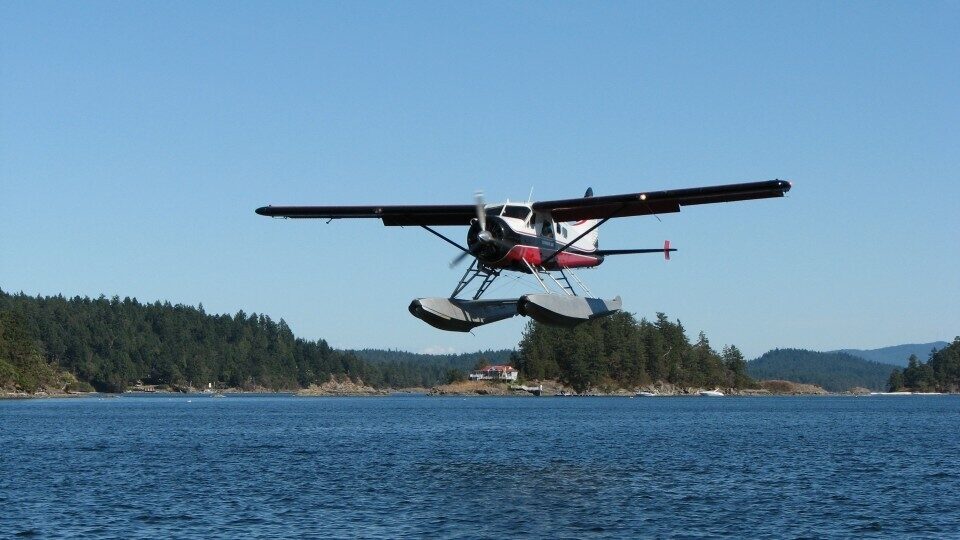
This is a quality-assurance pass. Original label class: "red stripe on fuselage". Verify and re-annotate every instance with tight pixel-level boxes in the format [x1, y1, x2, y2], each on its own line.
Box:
[491, 245, 601, 271]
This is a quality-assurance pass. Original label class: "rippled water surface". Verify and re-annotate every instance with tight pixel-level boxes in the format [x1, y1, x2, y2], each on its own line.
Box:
[3, 395, 959, 538]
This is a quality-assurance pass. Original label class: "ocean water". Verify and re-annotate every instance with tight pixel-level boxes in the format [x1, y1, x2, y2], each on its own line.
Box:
[2, 395, 959, 539]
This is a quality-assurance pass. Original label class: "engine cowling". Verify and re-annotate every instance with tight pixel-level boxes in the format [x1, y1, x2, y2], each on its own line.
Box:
[467, 216, 512, 263]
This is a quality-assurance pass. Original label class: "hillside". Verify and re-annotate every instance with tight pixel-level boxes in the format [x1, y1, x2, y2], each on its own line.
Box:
[0, 290, 470, 392]
[2, 289, 760, 395]
[516, 312, 753, 393]
[888, 338, 960, 392]
[0, 311, 63, 393]
[747, 349, 895, 392]
[833, 342, 949, 367]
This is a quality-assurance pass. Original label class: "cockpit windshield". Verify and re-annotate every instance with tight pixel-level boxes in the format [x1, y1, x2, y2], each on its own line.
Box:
[502, 205, 531, 221]
[485, 205, 531, 222]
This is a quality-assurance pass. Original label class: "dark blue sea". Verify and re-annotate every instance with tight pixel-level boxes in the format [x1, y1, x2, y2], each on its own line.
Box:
[3, 395, 959, 539]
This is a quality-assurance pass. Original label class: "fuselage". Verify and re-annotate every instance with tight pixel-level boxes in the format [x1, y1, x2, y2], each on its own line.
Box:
[467, 202, 604, 272]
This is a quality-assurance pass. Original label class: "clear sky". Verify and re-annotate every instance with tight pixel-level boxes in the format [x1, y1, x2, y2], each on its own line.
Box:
[2, 1, 958, 358]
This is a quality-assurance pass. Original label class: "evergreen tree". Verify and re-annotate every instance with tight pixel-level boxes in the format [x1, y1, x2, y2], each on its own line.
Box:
[0, 311, 60, 392]
[515, 312, 754, 392]
[887, 369, 904, 391]
[722, 345, 751, 388]
[0, 290, 482, 392]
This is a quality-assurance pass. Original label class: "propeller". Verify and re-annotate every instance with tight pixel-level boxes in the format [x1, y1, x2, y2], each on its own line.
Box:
[449, 191, 508, 268]
[449, 245, 474, 268]
[474, 191, 486, 233]
[449, 192, 488, 268]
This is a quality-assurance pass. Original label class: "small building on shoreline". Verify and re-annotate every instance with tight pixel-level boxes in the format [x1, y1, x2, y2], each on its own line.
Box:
[469, 365, 519, 382]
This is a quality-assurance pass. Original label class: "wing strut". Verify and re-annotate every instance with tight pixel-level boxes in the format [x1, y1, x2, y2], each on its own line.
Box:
[420, 225, 469, 254]
[540, 203, 628, 267]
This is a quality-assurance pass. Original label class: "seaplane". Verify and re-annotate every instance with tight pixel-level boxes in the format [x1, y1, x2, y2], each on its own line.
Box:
[256, 179, 791, 331]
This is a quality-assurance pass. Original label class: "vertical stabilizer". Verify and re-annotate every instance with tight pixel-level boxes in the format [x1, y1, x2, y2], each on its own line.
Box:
[572, 187, 598, 250]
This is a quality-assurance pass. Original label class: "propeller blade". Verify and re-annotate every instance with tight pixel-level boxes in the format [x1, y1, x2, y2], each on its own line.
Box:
[474, 191, 486, 231]
[450, 190, 509, 269]
[449, 250, 472, 269]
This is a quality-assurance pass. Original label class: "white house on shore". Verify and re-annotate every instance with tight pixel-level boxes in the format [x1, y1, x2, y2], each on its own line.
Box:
[469, 365, 519, 381]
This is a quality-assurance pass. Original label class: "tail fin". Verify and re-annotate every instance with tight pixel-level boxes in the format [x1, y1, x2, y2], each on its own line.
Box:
[575, 187, 598, 249]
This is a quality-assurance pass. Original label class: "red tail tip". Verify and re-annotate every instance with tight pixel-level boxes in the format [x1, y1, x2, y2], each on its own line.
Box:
[664, 240, 671, 261]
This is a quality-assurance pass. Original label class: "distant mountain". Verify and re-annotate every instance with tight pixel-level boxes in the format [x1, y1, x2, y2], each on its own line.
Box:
[832, 342, 949, 367]
[748, 349, 896, 392]
[347, 349, 514, 373]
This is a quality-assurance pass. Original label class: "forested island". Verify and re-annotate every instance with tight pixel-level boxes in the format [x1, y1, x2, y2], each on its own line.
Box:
[3, 289, 956, 396]
[747, 349, 895, 392]
[515, 312, 752, 393]
[1, 289, 757, 395]
[0, 290, 503, 393]
[887, 341, 960, 392]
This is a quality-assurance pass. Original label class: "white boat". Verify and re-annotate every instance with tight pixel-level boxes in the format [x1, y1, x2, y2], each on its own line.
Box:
[699, 389, 724, 397]
[635, 391, 658, 397]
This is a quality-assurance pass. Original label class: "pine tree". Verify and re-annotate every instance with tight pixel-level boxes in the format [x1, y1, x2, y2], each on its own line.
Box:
[887, 369, 904, 391]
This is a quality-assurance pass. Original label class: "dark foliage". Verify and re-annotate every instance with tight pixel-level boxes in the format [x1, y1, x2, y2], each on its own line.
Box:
[0, 311, 61, 392]
[0, 290, 471, 392]
[747, 349, 893, 391]
[887, 338, 960, 392]
[515, 312, 753, 393]
[346, 348, 513, 387]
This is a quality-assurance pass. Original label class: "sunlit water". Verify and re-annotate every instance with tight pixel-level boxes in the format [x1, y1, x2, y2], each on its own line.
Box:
[2, 395, 959, 538]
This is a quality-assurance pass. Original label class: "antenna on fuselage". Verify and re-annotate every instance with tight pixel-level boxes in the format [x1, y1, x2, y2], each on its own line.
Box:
[527, 186, 534, 203]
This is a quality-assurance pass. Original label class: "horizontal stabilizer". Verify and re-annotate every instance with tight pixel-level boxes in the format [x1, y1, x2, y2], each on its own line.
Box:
[597, 240, 675, 260]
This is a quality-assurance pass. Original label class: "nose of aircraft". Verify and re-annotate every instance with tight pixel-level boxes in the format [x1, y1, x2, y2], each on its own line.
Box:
[467, 216, 511, 262]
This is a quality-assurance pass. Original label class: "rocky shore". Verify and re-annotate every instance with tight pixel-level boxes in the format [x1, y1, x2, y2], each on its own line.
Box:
[296, 376, 389, 396]
[429, 380, 531, 396]
[0, 378, 910, 399]
[0, 389, 95, 399]
[754, 380, 829, 395]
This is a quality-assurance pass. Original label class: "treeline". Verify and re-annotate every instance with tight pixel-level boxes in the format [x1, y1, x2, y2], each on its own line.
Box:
[0, 290, 466, 392]
[349, 348, 513, 372]
[514, 312, 752, 393]
[347, 348, 514, 389]
[747, 349, 893, 392]
[0, 311, 64, 392]
[887, 338, 960, 392]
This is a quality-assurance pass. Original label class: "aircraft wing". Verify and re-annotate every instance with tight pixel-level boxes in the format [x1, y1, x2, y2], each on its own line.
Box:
[532, 179, 792, 222]
[254, 204, 476, 226]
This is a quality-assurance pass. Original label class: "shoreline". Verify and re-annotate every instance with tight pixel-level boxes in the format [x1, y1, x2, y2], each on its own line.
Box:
[4, 389, 957, 400]
[5, 378, 955, 400]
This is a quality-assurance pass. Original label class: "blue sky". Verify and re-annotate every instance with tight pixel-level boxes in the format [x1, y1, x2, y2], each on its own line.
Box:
[2, 1, 957, 358]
